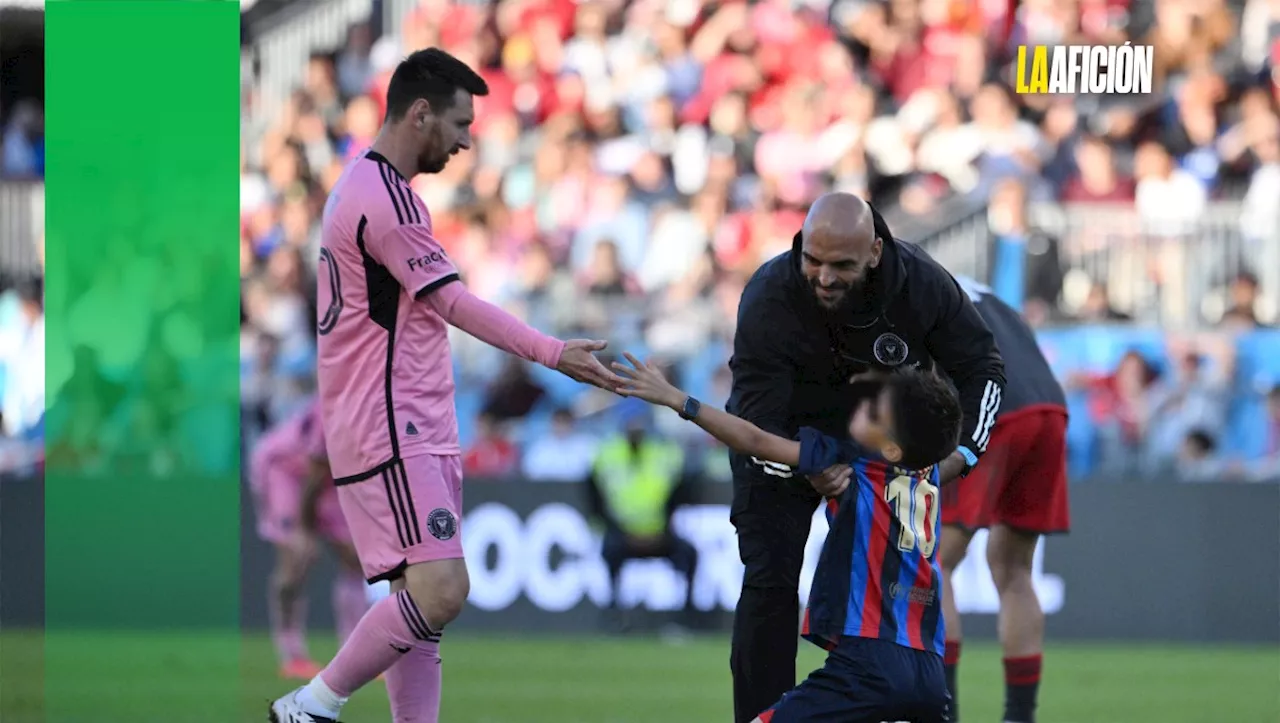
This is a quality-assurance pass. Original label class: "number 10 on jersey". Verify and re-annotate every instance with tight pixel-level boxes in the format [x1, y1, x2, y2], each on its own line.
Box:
[884, 475, 939, 557]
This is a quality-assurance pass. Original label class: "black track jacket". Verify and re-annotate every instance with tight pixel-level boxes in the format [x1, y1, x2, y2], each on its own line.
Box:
[726, 212, 1006, 486]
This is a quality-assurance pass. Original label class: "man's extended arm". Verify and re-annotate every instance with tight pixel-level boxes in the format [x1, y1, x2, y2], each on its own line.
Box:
[422, 280, 564, 367]
[368, 222, 621, 390]
[924, 272, 1007, 482]
[422, 280, 624, 390]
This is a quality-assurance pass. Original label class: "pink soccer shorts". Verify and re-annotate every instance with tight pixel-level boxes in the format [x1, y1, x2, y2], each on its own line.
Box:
[335, 453, 464, 583]
[249, 462, 351, 545]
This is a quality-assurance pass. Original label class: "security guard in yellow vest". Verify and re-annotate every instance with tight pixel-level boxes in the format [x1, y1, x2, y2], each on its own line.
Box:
[585, 401, 699, 628]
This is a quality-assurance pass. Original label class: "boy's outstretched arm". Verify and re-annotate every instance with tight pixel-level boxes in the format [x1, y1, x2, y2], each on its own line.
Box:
[612, 353, 801, 468]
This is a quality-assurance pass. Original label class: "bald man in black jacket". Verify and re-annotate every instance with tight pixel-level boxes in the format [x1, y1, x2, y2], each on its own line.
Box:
[726, 193, 1005, 723]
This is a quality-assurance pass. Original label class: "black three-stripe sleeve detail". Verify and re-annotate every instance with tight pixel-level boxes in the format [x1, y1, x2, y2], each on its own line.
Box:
[393, 175, 419, 225]
[377, 162, 405, 225]
[394, 460, 422, 545]
[376, 468, 407, 547]
[381, 464, 421, 546]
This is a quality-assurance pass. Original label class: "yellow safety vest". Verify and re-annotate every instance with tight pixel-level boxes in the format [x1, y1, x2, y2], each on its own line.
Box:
[593, 437, 684, 536]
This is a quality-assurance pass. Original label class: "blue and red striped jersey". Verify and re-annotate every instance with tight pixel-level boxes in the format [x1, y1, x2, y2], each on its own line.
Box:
[795, 427, 945, 657]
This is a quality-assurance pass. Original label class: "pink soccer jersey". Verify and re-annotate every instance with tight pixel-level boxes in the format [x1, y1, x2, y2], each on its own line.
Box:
[252, 399, 328, 481]
[317, 150, 463, 481]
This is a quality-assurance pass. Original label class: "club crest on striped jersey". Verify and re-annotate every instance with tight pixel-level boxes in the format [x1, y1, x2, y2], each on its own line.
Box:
[873, 332, 909, 366]
[427, 508, 457, 540]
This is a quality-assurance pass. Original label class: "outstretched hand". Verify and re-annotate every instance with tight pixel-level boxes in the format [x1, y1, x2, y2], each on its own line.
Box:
[808, 464, 852, 497]
[611, 352, 685, 409]
[557, 339, 628, 391]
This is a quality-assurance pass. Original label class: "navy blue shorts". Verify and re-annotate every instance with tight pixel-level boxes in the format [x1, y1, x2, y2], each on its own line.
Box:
[759, 637, 950, 723]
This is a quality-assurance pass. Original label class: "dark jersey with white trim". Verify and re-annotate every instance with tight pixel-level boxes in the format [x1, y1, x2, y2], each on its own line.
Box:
[954, 277, 1066, 414]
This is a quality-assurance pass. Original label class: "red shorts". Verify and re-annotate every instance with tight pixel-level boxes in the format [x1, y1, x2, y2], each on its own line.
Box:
[336, 453, 464, 584]
[249, 463, 351, 545]
[941, 406, 1070, 534]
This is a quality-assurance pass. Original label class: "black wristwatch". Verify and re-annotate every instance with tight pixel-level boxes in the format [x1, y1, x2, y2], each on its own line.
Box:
[678, 396, 702, 421]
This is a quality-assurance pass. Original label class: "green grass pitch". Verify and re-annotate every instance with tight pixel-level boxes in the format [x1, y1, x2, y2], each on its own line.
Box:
[1, 631, 1276, 722]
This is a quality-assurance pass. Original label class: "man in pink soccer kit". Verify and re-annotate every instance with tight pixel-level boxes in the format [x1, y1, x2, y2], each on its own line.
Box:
[250, 399, 369, 680]
[270, 48, 623, 723]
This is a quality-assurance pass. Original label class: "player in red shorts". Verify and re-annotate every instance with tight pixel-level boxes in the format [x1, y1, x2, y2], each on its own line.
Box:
[269, 48, 622, 723]
[250, 399, 368, 680]
[938, 277, 1069, 723]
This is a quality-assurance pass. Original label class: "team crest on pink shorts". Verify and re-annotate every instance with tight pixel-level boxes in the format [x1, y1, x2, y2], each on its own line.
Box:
[427, 508, 457, 540]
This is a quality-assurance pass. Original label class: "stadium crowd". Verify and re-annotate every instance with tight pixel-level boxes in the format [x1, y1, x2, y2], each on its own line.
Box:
[239, 0, 1280, 482]
[0, 99, 44, 476]
[0, 9, 46, 474]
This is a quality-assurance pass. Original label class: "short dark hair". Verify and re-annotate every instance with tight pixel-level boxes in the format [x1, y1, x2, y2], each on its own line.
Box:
[1234, 270, 1259, 288]
[885, 368, 963, 471]
[385, 48, 489, 121]
[1185, 429, 1216, 454]
[15, 275, 42, 307]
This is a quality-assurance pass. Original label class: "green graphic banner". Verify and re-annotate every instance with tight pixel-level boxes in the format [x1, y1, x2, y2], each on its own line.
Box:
[44, 2, 241, 719]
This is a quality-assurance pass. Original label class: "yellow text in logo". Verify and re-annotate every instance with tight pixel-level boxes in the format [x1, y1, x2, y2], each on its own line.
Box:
[1015, 43, 1153, 95]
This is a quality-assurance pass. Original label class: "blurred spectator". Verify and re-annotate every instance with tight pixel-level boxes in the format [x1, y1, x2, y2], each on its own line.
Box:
[241, 331, 282, 441]
[463, 413, 519, 478]
[1142, 0, 1236, 90]
[481, 357, 547, 422]
[1246, 385, 1280, 480]
[1175, 429, 1225, 482]
[1, 100, 43, 178]
[1076, 281, 1134, 323]
[645, 252, 724, 357]
[1134, 141, 1207, 235]
[1220, 271, 1266, 328]
[510, 240, 579, 333]
[581, 239, 642, 299]
[337, 23, 375, 100]
[571, 177, 650, 273]
[0, 276, 44, 438]
[1238, 113, 1280, 246]
[967, 83, 1047, 196]
[1241, 0, 1280, 75]
[1071, 350, 1163, 474]
[521, 407, 599, 483]
[1144, 338, 1234, 473]
[584, 403, 699, 630]
[988, 178, 1063, 309]
[1163, 68, 1228, 191]
[1060, 135, 1136, 203]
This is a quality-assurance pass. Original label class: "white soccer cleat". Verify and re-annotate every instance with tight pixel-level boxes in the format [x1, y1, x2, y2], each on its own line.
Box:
[268, 688, 341, 723]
